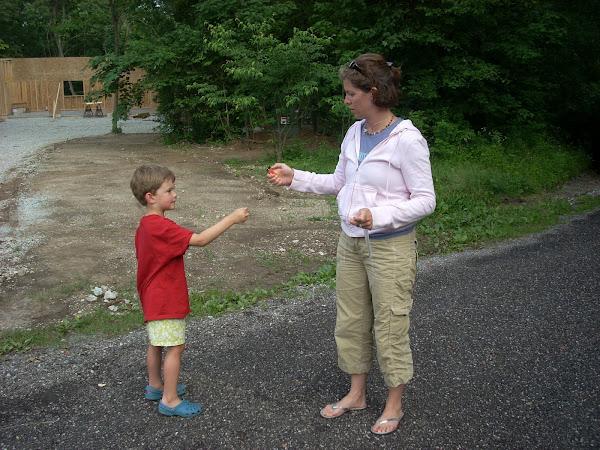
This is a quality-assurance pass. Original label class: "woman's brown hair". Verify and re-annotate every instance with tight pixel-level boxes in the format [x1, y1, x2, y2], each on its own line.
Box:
[339, 53, 403, 108]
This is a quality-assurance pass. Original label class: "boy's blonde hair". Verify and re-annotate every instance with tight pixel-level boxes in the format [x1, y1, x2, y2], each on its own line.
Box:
[130, 165, 176, 206]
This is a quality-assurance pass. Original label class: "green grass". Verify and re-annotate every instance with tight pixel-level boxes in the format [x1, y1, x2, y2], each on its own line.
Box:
[262, 138, 340, 173]
[1, 132, 598, 356]
[574, 195, 600, 213]
[1, 307, 144, 356]
[188, 262, 337, 318]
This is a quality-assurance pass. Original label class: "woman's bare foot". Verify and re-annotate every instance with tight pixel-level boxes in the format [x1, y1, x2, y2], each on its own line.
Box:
[371, 412, 404, 435]
[371, 384, 405, 434]
[319, 392, 367, 418]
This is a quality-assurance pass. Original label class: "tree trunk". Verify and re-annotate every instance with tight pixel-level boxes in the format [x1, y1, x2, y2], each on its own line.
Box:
[110, 0, 120, 133]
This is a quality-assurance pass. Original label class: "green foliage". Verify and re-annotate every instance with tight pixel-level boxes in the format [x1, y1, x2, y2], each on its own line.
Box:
[148, 17, 337, 153]
[573, 195, 600, 214]
[1, 337, 33, 355]
[433, 131, 589, 200]
[418, 196, 574, 254]
[401, 109, 476, 159]
[190, 288, 271, 316]
[0, 38, 8, 57]
[289, 262, 336, 289]
[189, 261, 336, 317]
[263, 138, 340, 173]
[3, 0, 599, 157]
[0, 0, 110, 57]
[0, 306, 144, 356]
[56, 316, 84, 335]
[417, 130, 591, 254]
[86, 52, 150, 120]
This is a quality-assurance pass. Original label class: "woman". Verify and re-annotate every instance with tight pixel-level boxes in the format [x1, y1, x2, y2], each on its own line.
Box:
[267, 53, 436, 435]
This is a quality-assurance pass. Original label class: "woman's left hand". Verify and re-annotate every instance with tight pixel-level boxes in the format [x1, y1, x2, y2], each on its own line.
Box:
[350, 208, 373, 230]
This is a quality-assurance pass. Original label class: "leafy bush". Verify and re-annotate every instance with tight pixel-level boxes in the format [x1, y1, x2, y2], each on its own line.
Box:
[262, 138, 340, 173]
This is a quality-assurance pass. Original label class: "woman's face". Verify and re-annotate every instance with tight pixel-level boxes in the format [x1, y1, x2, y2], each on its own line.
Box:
[343, 78, 373, 120]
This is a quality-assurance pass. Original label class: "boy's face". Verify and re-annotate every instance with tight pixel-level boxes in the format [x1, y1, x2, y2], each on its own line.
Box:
[149, 179, 177, 213]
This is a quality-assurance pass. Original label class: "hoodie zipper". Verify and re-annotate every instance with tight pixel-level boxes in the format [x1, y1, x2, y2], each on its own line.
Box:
[346, 122, 406, 227]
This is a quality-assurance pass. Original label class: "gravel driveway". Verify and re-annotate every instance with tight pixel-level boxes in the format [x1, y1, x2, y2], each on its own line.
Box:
[0, 113, 160, 182]
[1, 112, 598, 449]
[0, 209, 598, 449]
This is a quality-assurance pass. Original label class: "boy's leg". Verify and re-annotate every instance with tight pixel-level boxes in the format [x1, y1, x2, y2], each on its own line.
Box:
[147, 344, 163, 390]
[161, 343, 185, 407]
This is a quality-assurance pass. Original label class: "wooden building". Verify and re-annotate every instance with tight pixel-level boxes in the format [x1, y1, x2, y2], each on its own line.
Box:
[0, 57, 156, 116]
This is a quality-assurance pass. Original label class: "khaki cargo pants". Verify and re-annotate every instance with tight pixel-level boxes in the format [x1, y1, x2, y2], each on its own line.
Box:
[335, 230, 417, 387]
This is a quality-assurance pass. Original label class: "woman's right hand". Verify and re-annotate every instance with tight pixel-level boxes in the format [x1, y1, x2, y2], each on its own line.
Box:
[267, 163, 294, 187]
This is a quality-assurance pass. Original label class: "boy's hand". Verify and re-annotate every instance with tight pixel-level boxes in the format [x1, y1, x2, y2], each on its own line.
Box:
[190, 207, 250, 247]
[230, 207, 250, 224]
[267, 163, 294, 187]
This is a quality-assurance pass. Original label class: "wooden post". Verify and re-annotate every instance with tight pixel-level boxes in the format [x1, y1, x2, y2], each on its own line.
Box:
[51, 82, 60, 121]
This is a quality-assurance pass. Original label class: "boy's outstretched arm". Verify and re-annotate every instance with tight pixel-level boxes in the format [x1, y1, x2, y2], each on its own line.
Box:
[188, 207, 249, 247]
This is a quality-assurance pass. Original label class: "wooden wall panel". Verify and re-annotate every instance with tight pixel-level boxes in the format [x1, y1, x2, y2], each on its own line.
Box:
[0, 59, 13, 116]
[0, 58, 158, 115]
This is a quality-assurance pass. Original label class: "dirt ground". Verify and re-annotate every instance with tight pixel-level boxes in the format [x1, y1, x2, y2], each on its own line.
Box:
[1, 132, 599, 332]
[0, 133, 340, 331]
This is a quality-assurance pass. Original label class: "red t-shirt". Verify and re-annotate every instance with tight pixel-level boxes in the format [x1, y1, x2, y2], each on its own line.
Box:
[135, 215, 194, 322]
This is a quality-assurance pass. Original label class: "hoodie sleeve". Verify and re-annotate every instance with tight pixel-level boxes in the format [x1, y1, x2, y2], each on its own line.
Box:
[289, 161, 346, 195]
[288, 124, 357, 195]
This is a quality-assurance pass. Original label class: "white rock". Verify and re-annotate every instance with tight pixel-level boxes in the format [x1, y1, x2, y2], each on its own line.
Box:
[87, 294, 97, 302]
[104, 290, 117, 300]
[93, 287, 103, 296]
[108, 305, 119, 312]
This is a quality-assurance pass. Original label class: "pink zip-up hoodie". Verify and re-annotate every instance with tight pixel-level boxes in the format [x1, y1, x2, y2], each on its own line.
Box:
[289, 119, 436, 237]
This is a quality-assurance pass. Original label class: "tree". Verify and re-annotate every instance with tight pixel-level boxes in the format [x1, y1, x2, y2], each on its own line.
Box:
[0, 0, 38, 57]
[1, 0, 586, 158]
[194, 20, 335, 157]
[12, 0, 110, 57]
[87, 0, 142, 133]
[124, 0, 342, 148]
[0, 39, 8, 58]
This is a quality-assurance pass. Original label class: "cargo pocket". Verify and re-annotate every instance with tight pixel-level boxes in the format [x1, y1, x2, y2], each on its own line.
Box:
[390, 275, 414, 316]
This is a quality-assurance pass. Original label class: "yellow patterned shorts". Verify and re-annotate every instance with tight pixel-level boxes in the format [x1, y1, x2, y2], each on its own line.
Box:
[146, 319, 186, 347]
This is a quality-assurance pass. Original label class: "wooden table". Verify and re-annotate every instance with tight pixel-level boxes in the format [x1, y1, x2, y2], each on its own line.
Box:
[84, 102, 103, 117]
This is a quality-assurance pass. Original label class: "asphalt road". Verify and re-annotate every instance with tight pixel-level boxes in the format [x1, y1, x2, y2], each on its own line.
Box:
[1, 210, 599, 449]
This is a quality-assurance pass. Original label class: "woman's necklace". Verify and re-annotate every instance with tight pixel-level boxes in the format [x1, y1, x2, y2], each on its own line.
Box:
[363, 115, 394, 136]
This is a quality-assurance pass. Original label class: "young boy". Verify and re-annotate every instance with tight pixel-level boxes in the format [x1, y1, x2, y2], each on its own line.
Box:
[130, 165, 249, 418]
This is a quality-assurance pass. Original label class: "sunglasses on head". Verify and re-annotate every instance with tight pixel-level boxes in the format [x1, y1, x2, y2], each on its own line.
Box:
[348, 60, 363, 74]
